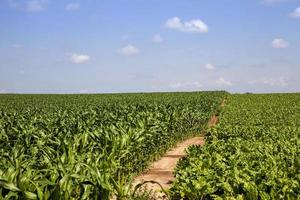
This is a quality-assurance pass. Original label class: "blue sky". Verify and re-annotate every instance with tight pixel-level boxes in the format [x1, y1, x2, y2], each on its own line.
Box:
[0, 0, 300, 93]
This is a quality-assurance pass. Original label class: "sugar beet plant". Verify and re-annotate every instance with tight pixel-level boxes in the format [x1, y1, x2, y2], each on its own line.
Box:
[0, 91, 226, 199]
[170, 93, 300, 199]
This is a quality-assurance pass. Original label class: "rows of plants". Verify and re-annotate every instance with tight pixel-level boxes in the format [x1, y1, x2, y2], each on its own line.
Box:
[170, 93, 300, 199]
[0, 91, 226, 199]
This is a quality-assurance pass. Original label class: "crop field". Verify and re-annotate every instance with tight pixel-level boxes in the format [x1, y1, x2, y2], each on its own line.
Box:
[1, 92, 299, 200]
[170, 94, 300, 199]
[0, 92, 226, 199]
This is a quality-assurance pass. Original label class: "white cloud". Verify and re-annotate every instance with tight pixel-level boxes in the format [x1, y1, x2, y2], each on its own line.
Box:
[26, 0, 47, 12]
[169, 81, 202, 89]
[0, 89, 6, 93]
[121, 34, 130, 41]
[18, 70, 25, 75]
[272, 38, 289, 49]
[12, 44, 24, 49]
[205, 63, 215, 70]
[70, 53, 90, 64]
[152, 34, 163, 43]
[169, 83, 182, 89]
[78, 89, 90, 93]
[120, 44, 140, 56]
[249, 77, 288, 87]
[65, 3, 80, 11]
[165, 17, 208, 33]
[216, 77, 232, 87]
[262, 0, 289, 5]
[6, 0, 18, 8]
[278, 77, 288, 86]
[6, 0, 47, 11]
[289, 7, 300, 18]
[192, 81, 202, 88]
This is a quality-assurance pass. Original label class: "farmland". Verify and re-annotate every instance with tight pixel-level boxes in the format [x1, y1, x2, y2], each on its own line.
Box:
[170, 94, 300, 199]
[0, 92, 226, 199]
[1, 92, 299, 200]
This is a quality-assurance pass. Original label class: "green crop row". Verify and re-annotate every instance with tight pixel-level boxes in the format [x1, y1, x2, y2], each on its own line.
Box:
[0, 91, 226, 200]
[170, 93, 300, 199]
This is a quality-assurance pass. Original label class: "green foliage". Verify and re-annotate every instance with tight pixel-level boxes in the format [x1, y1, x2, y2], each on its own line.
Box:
[170, 93, 300, 199]
[0, 91, 226, 199]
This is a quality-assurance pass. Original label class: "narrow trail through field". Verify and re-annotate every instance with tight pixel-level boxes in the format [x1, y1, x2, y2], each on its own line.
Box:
[132, 99, 226, 196]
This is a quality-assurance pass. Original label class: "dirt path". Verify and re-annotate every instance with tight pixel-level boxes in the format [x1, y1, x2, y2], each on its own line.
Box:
[132, 99, 225, 199]
[133, 114, 221, 195]
[132, 136, 205, 191]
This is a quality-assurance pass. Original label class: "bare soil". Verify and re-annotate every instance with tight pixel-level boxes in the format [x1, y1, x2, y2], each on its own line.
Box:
[221, 99, 226, 107]
[131, 99, 225, 199]
[133, 136, 205, 191]
[208, 115, 219, 128]
[133, 115, 220, 197]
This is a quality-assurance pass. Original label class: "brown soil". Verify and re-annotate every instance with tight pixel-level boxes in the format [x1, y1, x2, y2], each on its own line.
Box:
[133, 136, 205, 191]
[131, 99, 226, 199]
[132, 114, 221, 198]
[221, 99, 226, 107]
[208, 115, 219, 128]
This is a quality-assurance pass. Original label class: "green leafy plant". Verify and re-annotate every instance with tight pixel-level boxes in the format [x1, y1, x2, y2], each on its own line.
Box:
[0, 91, 226, 199]
[170, 93, 300, 199]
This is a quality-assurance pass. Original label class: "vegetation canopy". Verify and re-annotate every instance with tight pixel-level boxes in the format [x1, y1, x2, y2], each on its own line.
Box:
[0, 91, 226, 199]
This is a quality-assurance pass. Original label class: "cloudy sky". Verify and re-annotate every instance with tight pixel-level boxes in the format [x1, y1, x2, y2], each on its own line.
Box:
[0, 0, 300, 94]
